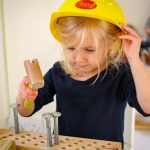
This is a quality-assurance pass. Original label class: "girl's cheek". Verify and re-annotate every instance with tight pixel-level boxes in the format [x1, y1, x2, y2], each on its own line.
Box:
[70, 53, 76, 60]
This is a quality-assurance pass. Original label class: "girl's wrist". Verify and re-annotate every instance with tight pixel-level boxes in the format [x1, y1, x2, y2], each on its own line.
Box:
[127, 56, 141, 66]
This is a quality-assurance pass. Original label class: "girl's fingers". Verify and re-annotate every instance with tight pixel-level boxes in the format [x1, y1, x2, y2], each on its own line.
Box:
[22, 82, 37, 95]
[121, 24, 140, 38]
[20, 76, 37, 95]
[18, 77, 38, 100]
[23, 76, 30, 86]
[119, 34, 141, 43]
[19, 88, 38, 101]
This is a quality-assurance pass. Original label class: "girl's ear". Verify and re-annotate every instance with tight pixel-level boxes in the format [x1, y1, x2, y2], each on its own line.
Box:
[118, 31, 125, 36]
[108, 48, 112, 53]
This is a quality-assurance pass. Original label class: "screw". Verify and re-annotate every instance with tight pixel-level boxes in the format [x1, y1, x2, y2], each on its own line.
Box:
[42, 112, 53, 147]
[10, 103, 19, 133]
[52, 112, 62, 145]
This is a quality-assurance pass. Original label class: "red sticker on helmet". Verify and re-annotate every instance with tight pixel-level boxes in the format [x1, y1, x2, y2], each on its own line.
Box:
[76, 0, 97, 9]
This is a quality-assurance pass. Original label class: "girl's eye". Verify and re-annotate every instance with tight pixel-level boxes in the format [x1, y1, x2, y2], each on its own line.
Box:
[67, 47, 75, 51]
[85, 48, 95, 52]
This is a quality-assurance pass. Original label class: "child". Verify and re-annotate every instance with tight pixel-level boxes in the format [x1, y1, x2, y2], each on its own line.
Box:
[16, 0, 150, 148]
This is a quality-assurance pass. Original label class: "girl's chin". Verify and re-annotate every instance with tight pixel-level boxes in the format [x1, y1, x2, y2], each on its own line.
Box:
[73, 68, 98, 75]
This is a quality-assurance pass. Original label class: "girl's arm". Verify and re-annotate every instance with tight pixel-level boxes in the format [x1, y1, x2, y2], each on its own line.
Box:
[119, 25, 150, 114]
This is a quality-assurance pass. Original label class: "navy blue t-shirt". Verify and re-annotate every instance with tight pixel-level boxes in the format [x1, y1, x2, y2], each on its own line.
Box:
[32, 62, 150, 145]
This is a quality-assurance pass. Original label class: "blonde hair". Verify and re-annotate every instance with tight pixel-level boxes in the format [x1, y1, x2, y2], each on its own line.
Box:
[56, 16, 124, 78]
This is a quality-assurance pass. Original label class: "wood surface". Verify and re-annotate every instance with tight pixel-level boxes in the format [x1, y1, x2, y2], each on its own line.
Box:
[0, 129, 121, 150]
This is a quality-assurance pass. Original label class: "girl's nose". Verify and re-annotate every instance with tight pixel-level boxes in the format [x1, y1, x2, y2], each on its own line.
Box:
[75, 50, 86, 62]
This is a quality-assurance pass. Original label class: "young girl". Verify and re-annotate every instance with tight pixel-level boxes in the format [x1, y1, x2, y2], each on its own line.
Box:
[16, 0, 150, 147]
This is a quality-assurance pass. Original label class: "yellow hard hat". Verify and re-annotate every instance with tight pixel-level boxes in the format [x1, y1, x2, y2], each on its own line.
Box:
[50, 0, 126, 42]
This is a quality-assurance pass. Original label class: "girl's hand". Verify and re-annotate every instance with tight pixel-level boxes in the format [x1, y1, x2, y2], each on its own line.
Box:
[119, 24, 142, 63]
[17, 76, 38, 101]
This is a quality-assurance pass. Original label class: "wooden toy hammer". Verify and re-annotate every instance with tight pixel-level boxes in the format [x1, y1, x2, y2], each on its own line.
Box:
[24, 59, 44, 109]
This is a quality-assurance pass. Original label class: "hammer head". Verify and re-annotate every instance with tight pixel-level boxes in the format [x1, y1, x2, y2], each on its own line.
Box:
[24, 59, 44, 90]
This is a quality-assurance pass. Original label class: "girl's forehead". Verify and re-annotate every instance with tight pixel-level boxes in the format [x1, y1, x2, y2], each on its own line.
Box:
[66, 36, 94, 46]
[64, 32, 103, 48]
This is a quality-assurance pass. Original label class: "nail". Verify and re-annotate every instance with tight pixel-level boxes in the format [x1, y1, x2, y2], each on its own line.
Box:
[42, 112, 53, 147]
[52, 112, 62, 145]
[10, 103, 20, 133]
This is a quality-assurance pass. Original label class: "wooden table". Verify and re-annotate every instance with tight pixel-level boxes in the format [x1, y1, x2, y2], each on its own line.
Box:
[0, 129, 121, 150]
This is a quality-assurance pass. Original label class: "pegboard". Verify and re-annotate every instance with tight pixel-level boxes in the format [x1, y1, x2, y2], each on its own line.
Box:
[0, 129, 121, 150]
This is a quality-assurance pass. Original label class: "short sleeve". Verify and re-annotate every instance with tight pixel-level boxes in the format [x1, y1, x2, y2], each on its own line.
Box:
[123, 65, 150, 117]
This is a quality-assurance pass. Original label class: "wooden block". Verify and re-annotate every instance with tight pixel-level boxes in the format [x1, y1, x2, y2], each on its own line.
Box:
[0, 129, 121, 150]
[0, 139, 16, 150]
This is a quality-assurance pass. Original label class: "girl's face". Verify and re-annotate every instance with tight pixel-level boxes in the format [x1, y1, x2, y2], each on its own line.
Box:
[64, 34, 107, 76]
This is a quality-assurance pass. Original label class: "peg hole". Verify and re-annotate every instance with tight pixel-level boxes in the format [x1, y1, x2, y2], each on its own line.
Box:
[26, 134, 31, 136]
[21, 135, 25, 138]
[74, 142, 78, 145]
[62, 147, 66, 149]
[65, 138, 70, 140]
[87, 143, 92, 146]
[9, 134, 13, 136]
[101, 145, 106, 148]
[93, 141, 97, 144]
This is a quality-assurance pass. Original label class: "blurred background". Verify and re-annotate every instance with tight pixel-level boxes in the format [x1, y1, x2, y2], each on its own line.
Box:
[0, 0, 150, 150]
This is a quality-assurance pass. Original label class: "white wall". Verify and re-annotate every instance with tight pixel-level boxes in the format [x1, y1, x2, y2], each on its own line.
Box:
[3, 0, 64, 105]
[118, 0, 150, 37]
[0, 0, 150, 148]
[0, 0, 9, 128]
